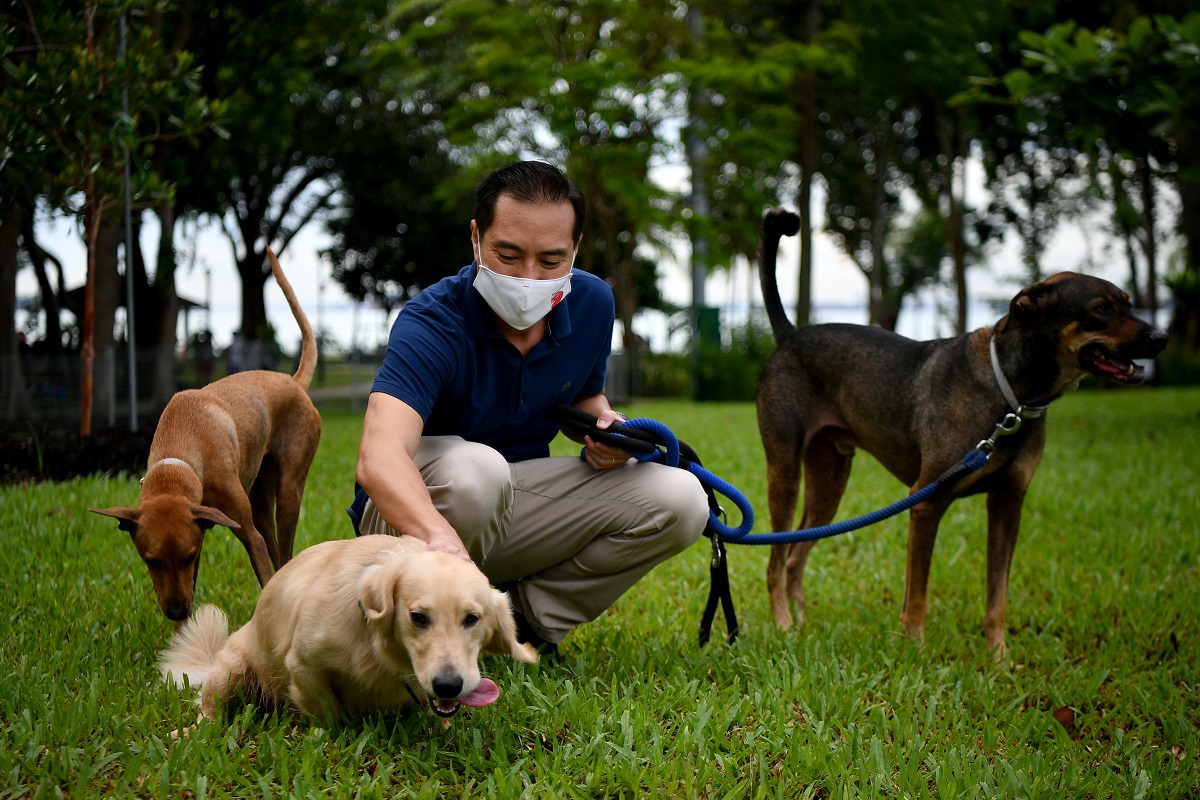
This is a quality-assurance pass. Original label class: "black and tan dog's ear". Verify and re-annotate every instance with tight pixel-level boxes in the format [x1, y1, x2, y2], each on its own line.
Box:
[91, 506, 142, 535]
[191, 505, 240, 531]
[1005, 280, 1059, 333]
[486, 589, 538, 663]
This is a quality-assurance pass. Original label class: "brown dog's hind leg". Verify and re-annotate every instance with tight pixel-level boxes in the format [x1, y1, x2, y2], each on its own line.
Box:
[249, 466, 281, 568]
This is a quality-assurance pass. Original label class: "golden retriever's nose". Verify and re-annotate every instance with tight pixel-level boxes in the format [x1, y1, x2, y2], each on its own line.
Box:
[432, 674, 463, 699]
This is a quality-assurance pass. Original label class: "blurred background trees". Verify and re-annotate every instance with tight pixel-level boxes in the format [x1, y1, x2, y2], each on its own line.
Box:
[3, 0, 1198, 423]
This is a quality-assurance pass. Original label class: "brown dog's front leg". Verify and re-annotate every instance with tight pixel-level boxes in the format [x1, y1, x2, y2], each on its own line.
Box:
[240, 530, 276, 587]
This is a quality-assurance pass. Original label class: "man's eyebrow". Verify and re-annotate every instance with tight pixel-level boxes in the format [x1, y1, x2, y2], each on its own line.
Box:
[489, 238, 571, 257]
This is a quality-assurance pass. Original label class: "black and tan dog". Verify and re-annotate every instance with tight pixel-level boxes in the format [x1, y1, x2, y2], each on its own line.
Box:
[756, 209, 1168, 654]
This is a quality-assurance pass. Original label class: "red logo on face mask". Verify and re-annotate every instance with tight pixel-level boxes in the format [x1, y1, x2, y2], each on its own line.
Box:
[551, 291, 565, 308]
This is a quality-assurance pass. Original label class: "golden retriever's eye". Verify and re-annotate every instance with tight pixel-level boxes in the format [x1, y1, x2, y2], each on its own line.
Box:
[463, 613, 480, 629]
[410, 611, 429, 628]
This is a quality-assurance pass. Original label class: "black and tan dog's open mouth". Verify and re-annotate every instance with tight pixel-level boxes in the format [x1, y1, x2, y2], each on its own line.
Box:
[1081, 344, 1145, 384]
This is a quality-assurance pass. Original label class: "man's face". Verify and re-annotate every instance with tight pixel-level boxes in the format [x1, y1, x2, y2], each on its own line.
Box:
[471, 194, 577, 280]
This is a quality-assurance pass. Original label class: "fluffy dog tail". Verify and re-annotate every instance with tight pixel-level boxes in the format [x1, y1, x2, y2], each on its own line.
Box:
[759, 209, 801, 343]
[159, 604, 229, 688]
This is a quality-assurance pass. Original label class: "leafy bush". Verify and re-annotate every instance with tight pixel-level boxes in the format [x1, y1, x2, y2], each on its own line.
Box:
[694, 314, 776, 401]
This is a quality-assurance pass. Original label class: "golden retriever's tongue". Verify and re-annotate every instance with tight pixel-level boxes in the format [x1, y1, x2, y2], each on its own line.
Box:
[459, 678, 500, 708]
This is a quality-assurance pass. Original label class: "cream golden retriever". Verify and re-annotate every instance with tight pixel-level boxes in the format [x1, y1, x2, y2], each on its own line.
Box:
[159, 535, 537, 724]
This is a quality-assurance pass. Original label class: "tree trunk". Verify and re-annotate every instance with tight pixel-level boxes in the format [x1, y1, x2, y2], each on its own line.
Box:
[90, 219, 124, 428]
[1169, 177, 1200, 352]
[1, 203, 32, 421]
[237, 248, 270, 354]
[794, 0, 822, 327]
[149, 204, 181, 404]
[867, 137, 891, 329]
[20, 207, 65, 355]
[1137, 157, 1157, 321]
[935, 106, 969, 334]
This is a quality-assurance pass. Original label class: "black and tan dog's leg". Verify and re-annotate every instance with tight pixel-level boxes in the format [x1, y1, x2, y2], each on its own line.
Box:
[767, 435, 855, 628]
[984, 477, 1029, 657]
[900, 498, 952, 645]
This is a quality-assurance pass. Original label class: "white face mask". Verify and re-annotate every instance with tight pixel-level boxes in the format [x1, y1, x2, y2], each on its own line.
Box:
[472, 253, 573, 331]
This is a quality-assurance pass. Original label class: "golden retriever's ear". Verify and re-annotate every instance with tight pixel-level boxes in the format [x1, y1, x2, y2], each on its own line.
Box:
[357, 563, 397, 624]
[486, 589, 538, 663]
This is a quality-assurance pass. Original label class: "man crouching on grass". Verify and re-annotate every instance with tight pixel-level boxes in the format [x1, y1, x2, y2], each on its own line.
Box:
[350, 159, 708, 657]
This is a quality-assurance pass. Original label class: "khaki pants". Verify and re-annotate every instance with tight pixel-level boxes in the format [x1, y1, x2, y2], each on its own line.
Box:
[358, 436, 709, 643]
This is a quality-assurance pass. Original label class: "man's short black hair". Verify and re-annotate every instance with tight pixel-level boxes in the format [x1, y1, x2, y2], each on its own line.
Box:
[474, 161, 586, 243]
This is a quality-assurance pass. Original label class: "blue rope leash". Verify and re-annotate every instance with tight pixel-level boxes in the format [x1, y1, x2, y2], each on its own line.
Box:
[585, 416, 993, 546]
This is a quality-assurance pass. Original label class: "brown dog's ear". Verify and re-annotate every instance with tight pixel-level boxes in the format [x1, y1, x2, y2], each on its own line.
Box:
[486, 589, 538, 663]
[91, 507, 142, 535]
[191, 505, 240, 531]
[358, 562, 398, 625]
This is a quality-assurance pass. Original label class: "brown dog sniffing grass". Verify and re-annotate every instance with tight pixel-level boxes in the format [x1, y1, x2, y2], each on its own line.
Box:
[756, 209, 1168, 655]
[93, 248, 321, 628]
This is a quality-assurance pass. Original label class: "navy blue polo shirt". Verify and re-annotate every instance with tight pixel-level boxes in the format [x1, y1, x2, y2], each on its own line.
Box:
[372, 263, 614, 462]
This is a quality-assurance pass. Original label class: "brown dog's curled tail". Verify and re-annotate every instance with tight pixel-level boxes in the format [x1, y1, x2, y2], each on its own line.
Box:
[759, 209, 801, 343]
[266, 247, 318, 389]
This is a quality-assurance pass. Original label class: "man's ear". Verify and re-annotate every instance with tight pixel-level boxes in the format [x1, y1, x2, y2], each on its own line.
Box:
[91, 507, 141, 535]
[486, 589, 538, 663]
[358, 562, 398, 624]
[191, 505, 240, 531]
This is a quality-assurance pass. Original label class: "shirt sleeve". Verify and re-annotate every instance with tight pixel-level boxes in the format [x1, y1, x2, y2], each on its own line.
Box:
[371, 304, 462, 421]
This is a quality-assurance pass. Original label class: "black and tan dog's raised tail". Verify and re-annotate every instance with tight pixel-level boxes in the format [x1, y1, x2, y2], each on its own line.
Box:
[755, 208, 1167, 656]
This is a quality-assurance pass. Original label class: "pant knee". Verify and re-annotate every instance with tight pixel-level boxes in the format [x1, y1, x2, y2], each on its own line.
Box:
[421, 441, 512, 550]
[652, 466, 709, 554]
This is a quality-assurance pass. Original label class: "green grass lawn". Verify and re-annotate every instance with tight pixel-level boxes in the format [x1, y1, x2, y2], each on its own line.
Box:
[1, 388, 1197, 798]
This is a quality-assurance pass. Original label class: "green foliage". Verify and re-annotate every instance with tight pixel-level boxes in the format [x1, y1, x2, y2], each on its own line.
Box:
[2, 390, 1200, 796]
[695, 315, 775, 402]
[0, 2, 220, 214]
[637, 351, 692, 398]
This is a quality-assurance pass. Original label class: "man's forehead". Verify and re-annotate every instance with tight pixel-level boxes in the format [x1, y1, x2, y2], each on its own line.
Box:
[488, 194, 576, 239]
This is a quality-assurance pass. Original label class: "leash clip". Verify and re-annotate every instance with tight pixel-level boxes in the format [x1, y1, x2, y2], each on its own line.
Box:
[710, 534, 726, 569]
[975, 412, 1023, 460]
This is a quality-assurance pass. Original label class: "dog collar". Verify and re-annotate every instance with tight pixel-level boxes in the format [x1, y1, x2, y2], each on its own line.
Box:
[990, 337, 1048, 420]
[141, 457, 198, 484]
